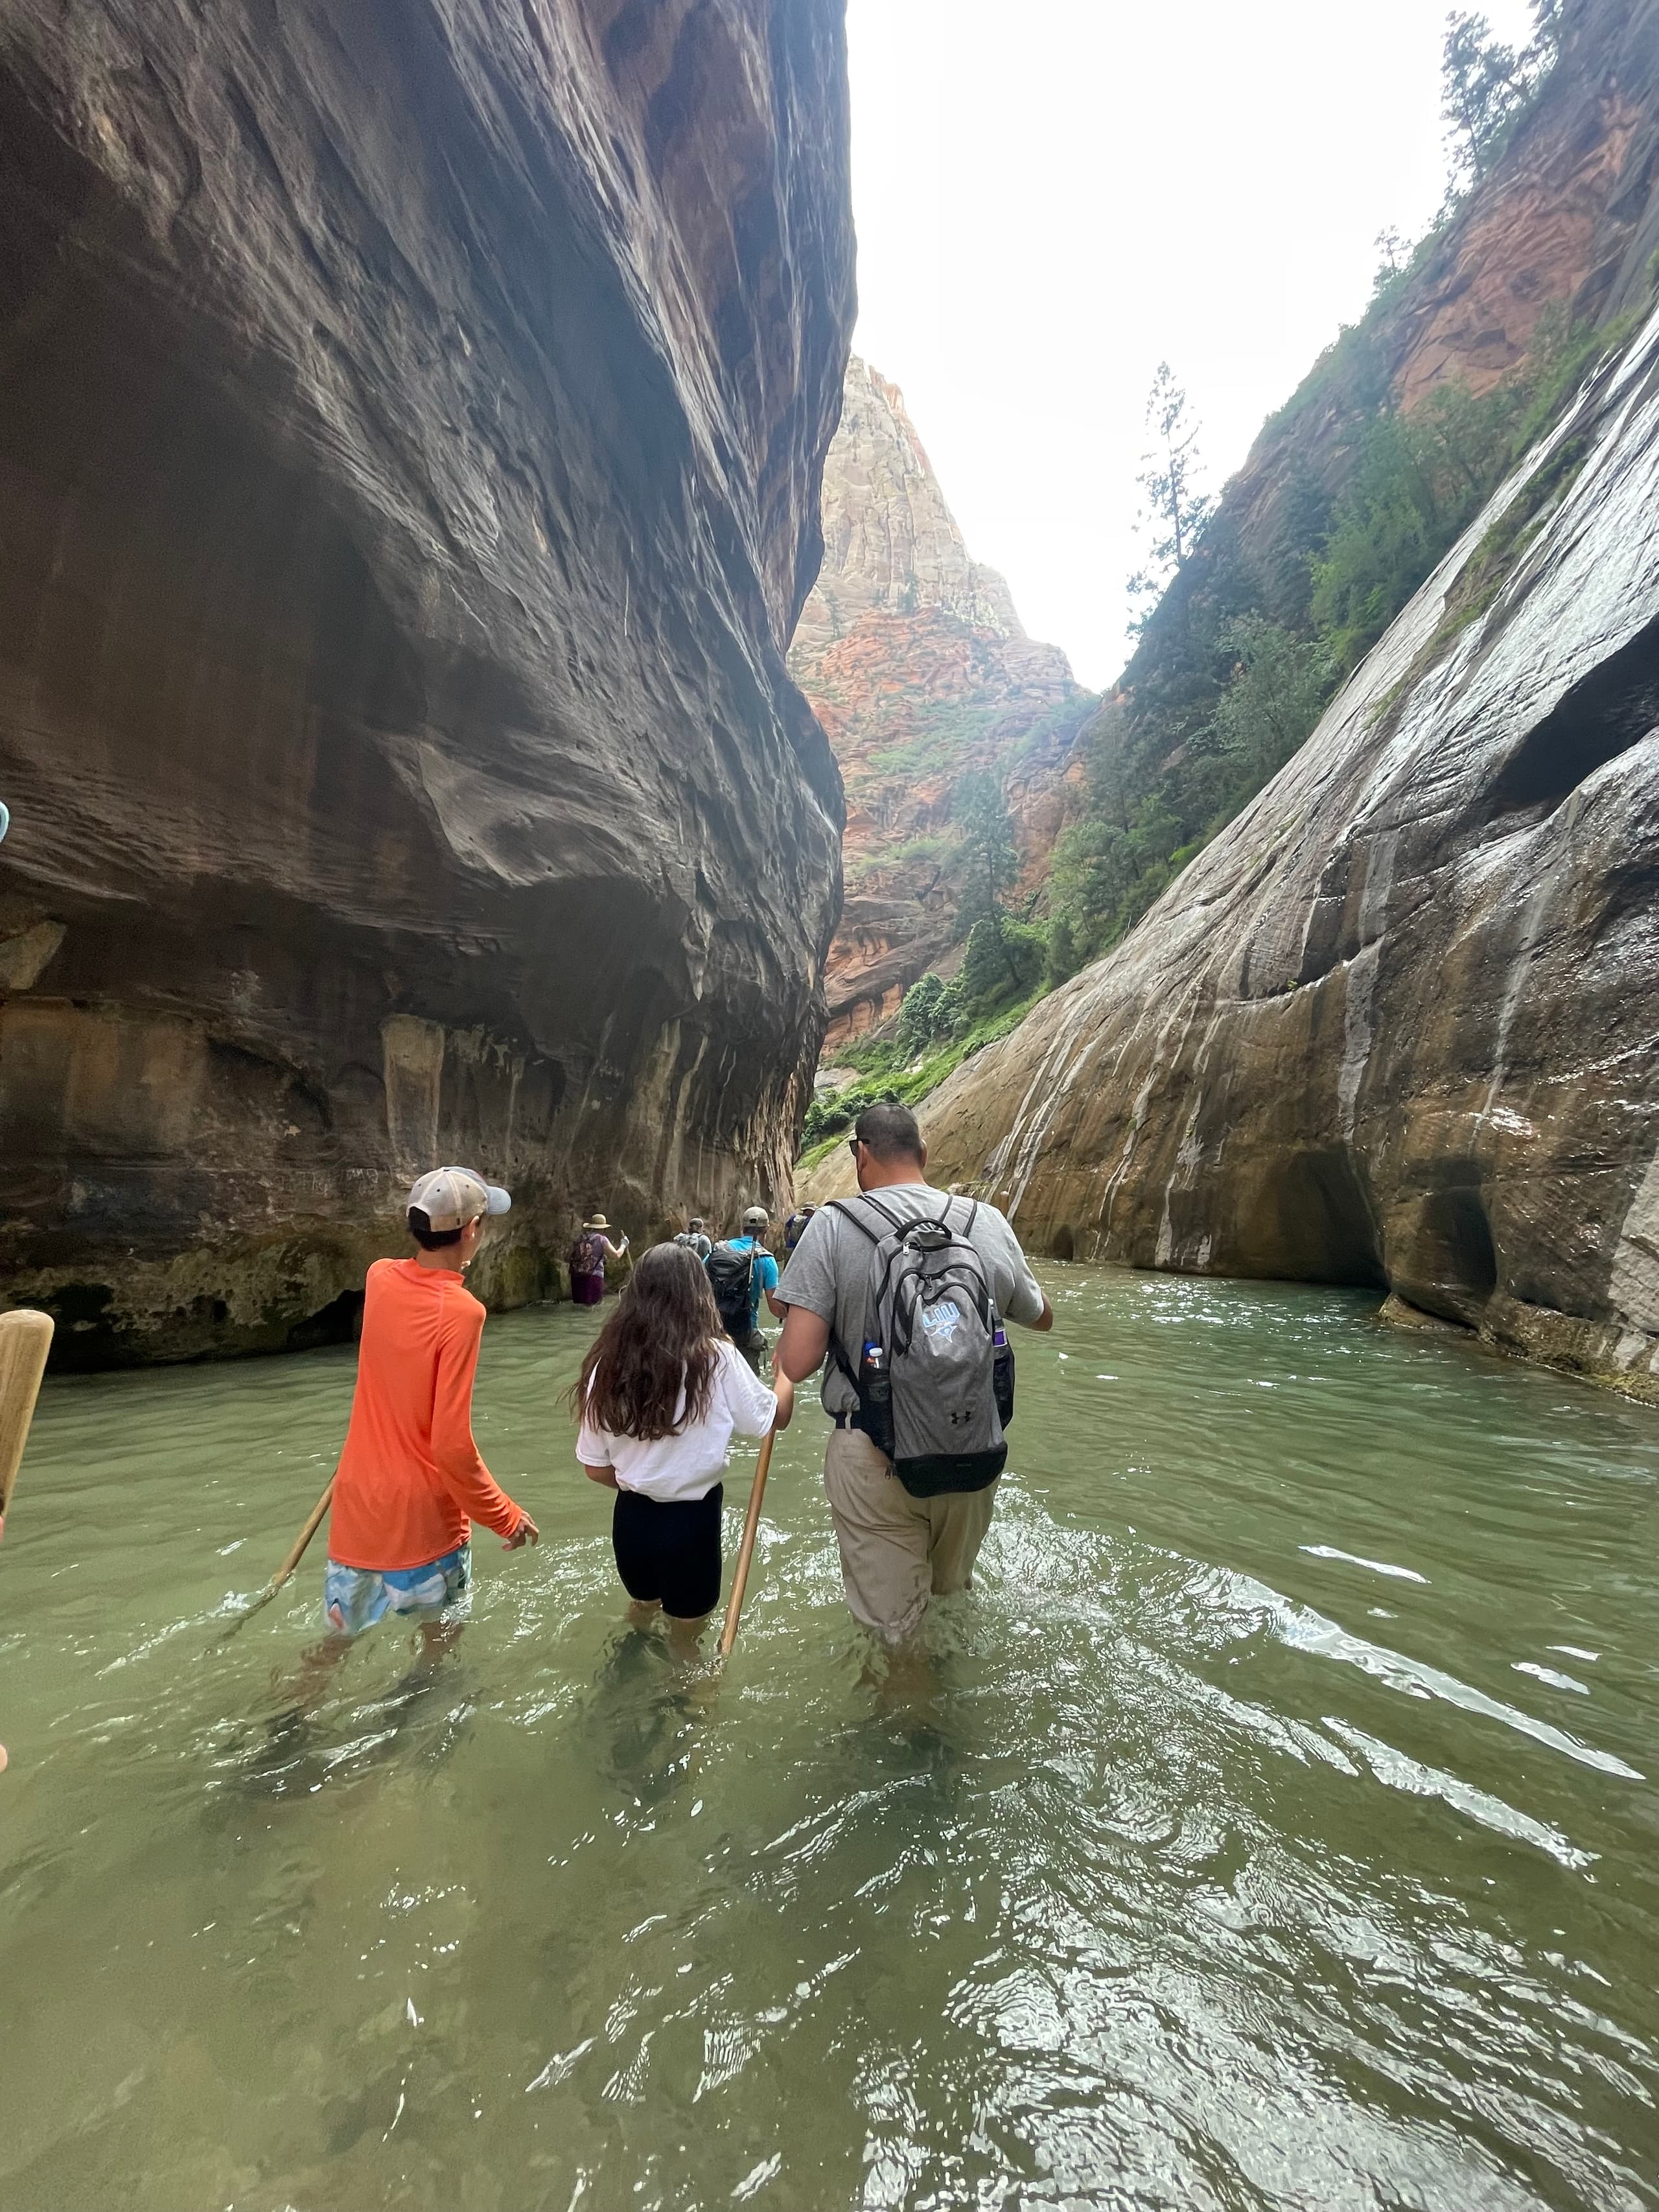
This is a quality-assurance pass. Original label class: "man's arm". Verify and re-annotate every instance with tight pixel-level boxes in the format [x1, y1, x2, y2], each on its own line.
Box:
[995, 1219, 1055, 1334]
[762, 1254, 786, 1320]
[776, 1303, 830, 1384]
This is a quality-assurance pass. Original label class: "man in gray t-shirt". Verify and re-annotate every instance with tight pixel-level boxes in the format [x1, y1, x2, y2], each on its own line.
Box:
[777, 1101, 1053, 1644]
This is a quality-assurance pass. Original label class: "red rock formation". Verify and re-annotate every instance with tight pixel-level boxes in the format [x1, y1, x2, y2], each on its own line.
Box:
[790, 359, 1093, 1049]
[1207, 0, 1659, 583]
[1393, 86, 1643, 410]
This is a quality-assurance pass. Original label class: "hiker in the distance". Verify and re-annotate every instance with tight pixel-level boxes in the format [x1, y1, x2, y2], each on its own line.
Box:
[675, 1217, 713, 1263]
[570, 1213, 629, 1307]
[782, 1202, 817, 1257]
[706, 1207, 784, 1373]
[775, 1102, 1052, 1645]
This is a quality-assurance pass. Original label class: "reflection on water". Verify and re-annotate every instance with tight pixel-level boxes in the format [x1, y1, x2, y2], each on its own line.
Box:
[1, 1268, 1656, 2209]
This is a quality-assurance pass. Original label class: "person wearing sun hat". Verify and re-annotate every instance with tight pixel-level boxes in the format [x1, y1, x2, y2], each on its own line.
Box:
[569, 1210, 630, 1307]
[319, 1165, 539, 1648]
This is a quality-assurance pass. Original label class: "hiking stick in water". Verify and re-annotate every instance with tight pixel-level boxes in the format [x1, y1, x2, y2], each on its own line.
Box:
[215, 1477, 335, 1642]
[0, 1309, 54, 1526]
[717, 1423, 778, 1660]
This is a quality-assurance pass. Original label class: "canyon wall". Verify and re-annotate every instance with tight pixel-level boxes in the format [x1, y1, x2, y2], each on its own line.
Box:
[912, 308, 1659, 1402]
[789, 359, 1092, 1049]
[0, 0, 853, 1366]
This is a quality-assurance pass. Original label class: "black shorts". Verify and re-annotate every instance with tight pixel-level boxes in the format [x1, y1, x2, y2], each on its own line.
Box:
[612, 1485, 723, 1620]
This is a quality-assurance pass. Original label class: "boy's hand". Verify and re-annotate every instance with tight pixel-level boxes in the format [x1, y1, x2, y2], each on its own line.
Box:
[504, 1511, 540, 1549]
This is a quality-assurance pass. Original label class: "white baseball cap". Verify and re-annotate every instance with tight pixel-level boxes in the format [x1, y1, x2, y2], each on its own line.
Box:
[407, 1165, 511, 1231]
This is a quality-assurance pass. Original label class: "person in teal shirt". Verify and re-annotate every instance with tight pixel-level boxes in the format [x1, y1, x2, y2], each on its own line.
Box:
[719, 1207, 783, 1371]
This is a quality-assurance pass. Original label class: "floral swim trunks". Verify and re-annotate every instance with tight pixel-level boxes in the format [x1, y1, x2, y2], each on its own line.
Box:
[323, 1544, 472, 1639]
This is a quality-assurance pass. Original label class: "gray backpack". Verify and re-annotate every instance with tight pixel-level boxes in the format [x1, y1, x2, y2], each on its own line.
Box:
[830, 1193, 1015, 1498]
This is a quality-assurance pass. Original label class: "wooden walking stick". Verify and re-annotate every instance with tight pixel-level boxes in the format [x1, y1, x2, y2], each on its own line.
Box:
[215, 1476, 335, 1642]
[717, 1423, 779, 1660]
[0, 1308, 54, 1526]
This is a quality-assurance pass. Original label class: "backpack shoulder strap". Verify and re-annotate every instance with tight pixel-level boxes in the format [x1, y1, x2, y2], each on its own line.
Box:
[926, 1194, 977, 1235]
[827, 1194, 910, 1387]
[829, 1193, 905, 1245]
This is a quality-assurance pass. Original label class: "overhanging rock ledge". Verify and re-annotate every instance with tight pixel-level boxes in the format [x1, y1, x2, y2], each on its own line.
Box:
[0, 0, 855, 1365]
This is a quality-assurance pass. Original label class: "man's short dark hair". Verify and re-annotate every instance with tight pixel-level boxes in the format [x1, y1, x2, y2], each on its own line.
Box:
[853, 1101, 925, 1163]
[408, 1205, 464, 1251]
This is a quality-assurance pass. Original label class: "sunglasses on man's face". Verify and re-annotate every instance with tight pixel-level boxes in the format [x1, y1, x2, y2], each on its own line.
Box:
[847, 1138, 862, 1161]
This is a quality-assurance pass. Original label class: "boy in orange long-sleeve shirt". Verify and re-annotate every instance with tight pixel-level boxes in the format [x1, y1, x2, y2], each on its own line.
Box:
[322, 1166, 539, 1645]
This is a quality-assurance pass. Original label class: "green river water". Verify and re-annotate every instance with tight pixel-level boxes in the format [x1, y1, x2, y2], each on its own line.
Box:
[1, 1264, 1655, 2211]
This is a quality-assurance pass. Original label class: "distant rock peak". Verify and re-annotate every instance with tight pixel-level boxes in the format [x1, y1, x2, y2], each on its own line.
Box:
[790, 355, 1087, 1048]
[791, 356, 1063, 673]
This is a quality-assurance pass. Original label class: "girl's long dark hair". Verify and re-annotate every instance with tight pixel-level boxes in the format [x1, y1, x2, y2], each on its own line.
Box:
[570, 1241, 724, 1441]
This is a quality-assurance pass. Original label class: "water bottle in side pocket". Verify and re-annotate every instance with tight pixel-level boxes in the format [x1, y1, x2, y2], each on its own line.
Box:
[858, 1340, 896, 1456]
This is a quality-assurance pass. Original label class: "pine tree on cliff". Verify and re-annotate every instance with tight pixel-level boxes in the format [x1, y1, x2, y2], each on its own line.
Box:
[1441, 6, 1560, 187]
[1128, 364, 1213, 633]
[953, 771, 1020, 925]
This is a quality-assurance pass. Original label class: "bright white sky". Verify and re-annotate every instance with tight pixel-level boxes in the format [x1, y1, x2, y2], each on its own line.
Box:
[847, 0, 1539, 688]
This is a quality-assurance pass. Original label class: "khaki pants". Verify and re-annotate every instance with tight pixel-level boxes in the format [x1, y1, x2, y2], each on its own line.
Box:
[822, 1426, 999, 1644]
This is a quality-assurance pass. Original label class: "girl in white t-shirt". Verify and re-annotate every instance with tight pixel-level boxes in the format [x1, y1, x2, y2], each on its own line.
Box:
[573, 1242, 793, 1637]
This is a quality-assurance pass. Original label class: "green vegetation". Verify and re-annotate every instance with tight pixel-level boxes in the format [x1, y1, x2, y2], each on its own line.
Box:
[859, 686, 1095, 789]
[801, 776, 1058, 1161]
[952, 770, 1021, 922]
[807, 906, 1049, 1156]
[1308, 374, 1537, 666]
[868, 706, 999, 782]
[844, 832, 951, 889]
[1127, 364, 1214, 624]
[798, 987, 1047, 1175]
[1262, 5, 1561, 452]
[1442, 4, 1559, 188]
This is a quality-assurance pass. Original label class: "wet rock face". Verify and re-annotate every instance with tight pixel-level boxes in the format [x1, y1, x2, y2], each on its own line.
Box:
[0, 0, 853, 1366]
[919, 312, 1659, 1403]
[790, 359, 1091, 1047]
